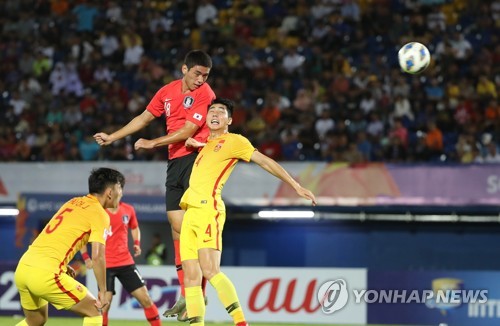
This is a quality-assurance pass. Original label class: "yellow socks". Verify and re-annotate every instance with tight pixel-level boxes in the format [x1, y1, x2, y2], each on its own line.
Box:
[185, 286, 205, 325]
[209, 272, 246, 324]
[15, 319, 28, 326]
[83, 315, 103, 326]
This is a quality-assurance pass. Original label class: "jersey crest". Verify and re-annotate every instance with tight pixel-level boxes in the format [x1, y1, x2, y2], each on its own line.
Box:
[214, 140, 225, 152]
[183, 96, 194, 108]
[122, 214, 129, 224]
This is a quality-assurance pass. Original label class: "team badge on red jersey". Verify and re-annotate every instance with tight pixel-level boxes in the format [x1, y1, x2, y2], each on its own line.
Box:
[183, 96, 194, 108]
[122, 215, 129, 224]
[214, 140, 225, 152]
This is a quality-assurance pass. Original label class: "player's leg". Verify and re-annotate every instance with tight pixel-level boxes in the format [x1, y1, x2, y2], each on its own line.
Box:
[181, 206, 205, 325]
[101, 267, 117, 326]
[17, 305, 48, 326]
[120, 265, 161, 326]
[70, 292, 103, 326]
[183, 259, 205, 326]
[199, 248, 247, 326]
[163, 155, 193, 318]
[198, 211, 248, 326]
[162, 208, 187, 318]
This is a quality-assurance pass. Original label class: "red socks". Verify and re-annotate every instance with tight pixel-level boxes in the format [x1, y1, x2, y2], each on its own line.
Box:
[103, 311, 108, 326]
[144, 305, 161, 326]
[173, 239, 185, 297]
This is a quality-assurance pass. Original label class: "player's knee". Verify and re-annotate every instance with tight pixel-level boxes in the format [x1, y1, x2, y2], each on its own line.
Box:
[29, 314, 47, 325]
[201, 266, 220, 281]
[138, 296, 154, 308]
[184, 270, 202, 287]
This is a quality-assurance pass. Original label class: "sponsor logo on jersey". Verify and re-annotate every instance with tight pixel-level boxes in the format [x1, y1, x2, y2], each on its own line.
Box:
[183, 96, 194, 108]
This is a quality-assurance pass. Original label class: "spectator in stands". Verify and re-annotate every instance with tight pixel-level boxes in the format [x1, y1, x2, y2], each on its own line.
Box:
[0, 0, 497, 164]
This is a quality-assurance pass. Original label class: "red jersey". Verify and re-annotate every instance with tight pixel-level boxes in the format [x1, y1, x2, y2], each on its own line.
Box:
[105, 202, 138, 268]
[146, 79, 215, 159]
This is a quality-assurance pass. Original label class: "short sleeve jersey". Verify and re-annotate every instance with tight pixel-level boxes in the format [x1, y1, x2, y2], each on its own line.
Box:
[19, 195, 110, 274]
[105, 202, 138, 268]
[146, 80, 215, 160]
[180, 133, 255, 211]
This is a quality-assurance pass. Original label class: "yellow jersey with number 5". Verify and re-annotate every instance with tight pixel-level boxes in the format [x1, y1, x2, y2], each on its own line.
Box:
[180, 133, 255, 211]
[19, 194, 110, 274]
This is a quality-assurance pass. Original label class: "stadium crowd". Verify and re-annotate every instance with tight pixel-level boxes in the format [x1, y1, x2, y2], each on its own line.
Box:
[0, 0, 498, 163]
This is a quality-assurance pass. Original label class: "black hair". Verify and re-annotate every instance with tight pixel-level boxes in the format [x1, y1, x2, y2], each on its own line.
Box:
[184, 50, 212, 69]
[209, 98, 234, 117]
[88, 167, 125, 194]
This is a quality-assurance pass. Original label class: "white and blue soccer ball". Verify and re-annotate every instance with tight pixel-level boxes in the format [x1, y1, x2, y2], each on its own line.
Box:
[398, 42, 431, 74]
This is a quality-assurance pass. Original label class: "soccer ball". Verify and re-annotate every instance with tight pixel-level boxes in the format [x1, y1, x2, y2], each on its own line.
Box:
[398, 42, 431, 74]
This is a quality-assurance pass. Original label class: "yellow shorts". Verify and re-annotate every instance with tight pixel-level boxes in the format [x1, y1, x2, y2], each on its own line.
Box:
[15, 263, 88, 310]
[180, 205, 226, 261]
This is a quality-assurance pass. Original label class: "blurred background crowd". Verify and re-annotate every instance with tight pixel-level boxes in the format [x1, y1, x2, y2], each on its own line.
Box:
[0, 0, 498, 163]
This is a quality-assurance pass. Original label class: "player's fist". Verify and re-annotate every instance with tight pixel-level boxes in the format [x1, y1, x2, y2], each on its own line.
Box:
[135, 138, 154, 150]
[93, 132, 113, 146]
[84, 258, 93, 270]
[134, 244, 142, 257]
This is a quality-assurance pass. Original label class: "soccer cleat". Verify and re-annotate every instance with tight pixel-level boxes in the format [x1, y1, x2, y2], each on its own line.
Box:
[236, 322, 249, 326]
[177, 296, 209, 322]
[163, 295, 186, 318]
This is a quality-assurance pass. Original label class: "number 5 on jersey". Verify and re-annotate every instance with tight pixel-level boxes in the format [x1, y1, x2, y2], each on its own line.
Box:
[45, 208, 73, 234]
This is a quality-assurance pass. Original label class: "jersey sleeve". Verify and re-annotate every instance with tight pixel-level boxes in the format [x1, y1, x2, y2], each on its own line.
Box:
[186, 86, 215, 127]
[231, 134, 256, 162]
[146, 86, 166, 117]
[88, 208, 110, 245]
[128, 205, 139, 229]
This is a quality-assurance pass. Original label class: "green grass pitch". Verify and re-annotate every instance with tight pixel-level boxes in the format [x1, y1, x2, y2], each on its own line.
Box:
[0, 316, 403, 325]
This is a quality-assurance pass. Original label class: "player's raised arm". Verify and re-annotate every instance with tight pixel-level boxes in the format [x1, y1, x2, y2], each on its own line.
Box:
[134, 120, 200, 150]
[94, 109, 156, 146]
[250, 150, 317, 205]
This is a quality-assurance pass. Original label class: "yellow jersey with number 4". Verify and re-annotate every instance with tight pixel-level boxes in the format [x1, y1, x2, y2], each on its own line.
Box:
[180, 133, 255, 211]
[19, 194, 110, 274]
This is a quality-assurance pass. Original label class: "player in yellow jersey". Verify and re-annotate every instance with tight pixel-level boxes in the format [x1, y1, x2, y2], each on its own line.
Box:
[14, 167, 125, 326]
[180, 98, 317, 326]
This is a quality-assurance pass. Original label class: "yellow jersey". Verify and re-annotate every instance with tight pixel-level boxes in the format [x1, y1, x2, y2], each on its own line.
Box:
[180, 133, 255, 211]
[19, 194, 110, 274]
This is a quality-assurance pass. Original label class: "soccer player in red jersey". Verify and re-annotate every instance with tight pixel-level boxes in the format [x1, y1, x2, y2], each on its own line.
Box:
[93, 50, 215, 320]
[81, 199, 161, 326]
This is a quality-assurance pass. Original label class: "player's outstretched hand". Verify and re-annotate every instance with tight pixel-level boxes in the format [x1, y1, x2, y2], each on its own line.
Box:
[295, 186, 317, 206]
[93, 132, 113, 146]
[66, 265, 76, 278]
[134, 138, 154, 150]
[185, 137, 206, 148]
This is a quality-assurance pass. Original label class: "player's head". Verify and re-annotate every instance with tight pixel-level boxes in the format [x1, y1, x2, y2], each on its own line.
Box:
[207, 98, 234, 132]
[88, 168, 125, 208]
[184, 50, 212, 69]
[182, 50, 212, 91]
